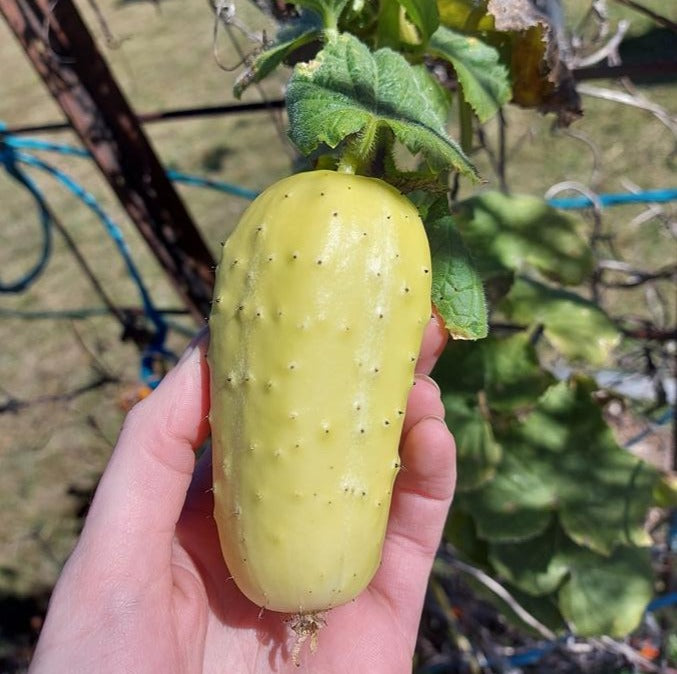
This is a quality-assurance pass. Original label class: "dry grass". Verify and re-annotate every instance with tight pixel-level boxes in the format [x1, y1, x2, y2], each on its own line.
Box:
[0, 0, 675, 669]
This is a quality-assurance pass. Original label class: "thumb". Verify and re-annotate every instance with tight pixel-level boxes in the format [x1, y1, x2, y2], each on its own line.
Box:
[79, 329, 210, 570]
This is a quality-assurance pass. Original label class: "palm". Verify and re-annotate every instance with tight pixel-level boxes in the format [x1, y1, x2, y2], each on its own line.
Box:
[171, 457, 427, 673]
[30, 317, 454, 674]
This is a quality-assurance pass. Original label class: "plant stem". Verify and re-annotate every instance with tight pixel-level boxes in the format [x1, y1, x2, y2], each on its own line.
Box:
[337, 120, 379, 175]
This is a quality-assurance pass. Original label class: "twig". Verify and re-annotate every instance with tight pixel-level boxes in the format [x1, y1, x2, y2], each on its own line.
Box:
[476, 125, 502, 189]
[0, 375, 117, 414]
[558, 127, 603, 187]
[577, 83, 677, 135]
[69, 320, 118, 381]
[84, 0, 124, 48]
[598, 261, 677, 288]
[572, 19, 629, 68]
[545, 181, 604, 303]
[435, 557, 558, 641]
[210, 0, 295, 159]
[591, 636, 660, 672]
[609, 0, 677, 32]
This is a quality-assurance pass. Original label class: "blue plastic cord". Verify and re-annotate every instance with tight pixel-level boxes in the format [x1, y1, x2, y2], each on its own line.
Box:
[547, 188, 677, 209]
[167, 169, 259, 200]
[1, 129, 176, 387]
[0, 138, 53, 292]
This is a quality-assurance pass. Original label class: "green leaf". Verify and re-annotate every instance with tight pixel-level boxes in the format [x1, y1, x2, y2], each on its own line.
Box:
[500, 277, 621, 366]
[377, 0, 438, 49]
[436, 0, 581, 125]
[457, 445, 556, 543]
[499, 584, 568, 636]
[489, 523, 569, 596]
[433, 332, 554, 410]
[428, 26, 511, 123]
[443, 507, 490, 566]
[483, 331, 555, 410]
[398, 0, 439, 42]
[432, 337, 485, 397]
[558, 542, 653, 637]
[234, 14, 323, 98]
[443, 394, 502, 491]
[376, 0, 403, 49]
[424, 212, 487, 339]
[459, 377, 658, 552]
[437, 0, 492, 32]
[451, 191, 594, 285]
[286, 33, 478, 178]
[517, 379, 658, 555]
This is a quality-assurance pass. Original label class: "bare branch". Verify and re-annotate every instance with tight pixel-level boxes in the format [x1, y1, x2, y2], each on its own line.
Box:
[598, 260, 677, 288]
[435, 557, 558, 641]
[0, 375, 118, 414]
[577, 83, 677, 135]
[592, 636, 660, 673]
[572, 19, 629, 68]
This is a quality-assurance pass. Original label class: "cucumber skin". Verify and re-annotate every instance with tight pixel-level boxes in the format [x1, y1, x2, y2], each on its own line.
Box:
[208, 170, 432, 613]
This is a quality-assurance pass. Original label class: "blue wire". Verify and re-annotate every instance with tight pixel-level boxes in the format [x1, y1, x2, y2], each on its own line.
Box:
[646, 592, 677, 613]
[13, 151, 163, 331]
[14, 150, 173, 388]
[4, 136, 91, 158]
[168, 169, 259, 200]
[3, 134, 260, 200]
[547, 188, 677, 210]
[0, 138, 53, 292]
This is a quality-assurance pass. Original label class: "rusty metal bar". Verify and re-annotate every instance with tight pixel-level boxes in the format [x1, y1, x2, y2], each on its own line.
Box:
[0, 0, 216, 322]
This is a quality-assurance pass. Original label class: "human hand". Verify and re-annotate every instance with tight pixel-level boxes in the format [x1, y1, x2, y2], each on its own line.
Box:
[30, 314, 456, 674]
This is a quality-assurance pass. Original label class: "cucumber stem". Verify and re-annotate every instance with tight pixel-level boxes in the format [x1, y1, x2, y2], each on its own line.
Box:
[337, 121, 379, 175]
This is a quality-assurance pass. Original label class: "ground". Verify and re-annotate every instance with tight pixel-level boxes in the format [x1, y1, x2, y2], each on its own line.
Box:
[0, 0, 675, 671]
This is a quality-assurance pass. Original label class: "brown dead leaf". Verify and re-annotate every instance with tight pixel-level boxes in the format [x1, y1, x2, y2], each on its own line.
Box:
[487, 0, 581, 125]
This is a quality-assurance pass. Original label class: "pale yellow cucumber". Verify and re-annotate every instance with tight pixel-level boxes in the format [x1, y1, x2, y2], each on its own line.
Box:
[208, 170, 432, 614]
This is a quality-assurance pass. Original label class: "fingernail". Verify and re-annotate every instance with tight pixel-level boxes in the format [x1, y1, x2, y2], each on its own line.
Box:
[414, 373, 441, 395]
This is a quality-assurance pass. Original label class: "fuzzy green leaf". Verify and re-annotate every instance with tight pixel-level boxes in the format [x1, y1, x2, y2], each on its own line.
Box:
[451, 191, 594, 285]
[424, 212, 487, 339]
[500, 277, 621, 366]
[429, 26, 511, 122]
[286, 33, 478, 178]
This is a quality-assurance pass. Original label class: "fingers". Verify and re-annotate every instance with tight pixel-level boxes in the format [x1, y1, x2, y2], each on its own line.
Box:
[401, 374, 445, 439]
[415, 309, 449, 376]
[370, 369, 456, 644]
[80, 329, 211, 569]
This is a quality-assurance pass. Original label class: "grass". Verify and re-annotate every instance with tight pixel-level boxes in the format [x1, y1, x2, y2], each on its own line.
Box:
[0, 0, 675, 669]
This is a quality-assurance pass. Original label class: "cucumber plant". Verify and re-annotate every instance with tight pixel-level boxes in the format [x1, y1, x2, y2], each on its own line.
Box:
[209, 0, 669, 648]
